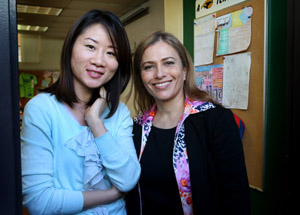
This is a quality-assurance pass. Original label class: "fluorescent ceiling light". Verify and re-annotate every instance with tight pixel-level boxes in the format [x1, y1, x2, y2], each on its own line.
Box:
[18, 24, 48, 32]
[17, 4, 63, 16]
[119, 1, 149, 24]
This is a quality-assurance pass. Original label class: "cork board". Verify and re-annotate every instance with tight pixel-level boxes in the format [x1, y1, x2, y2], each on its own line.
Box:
[196, 0, 265, 190]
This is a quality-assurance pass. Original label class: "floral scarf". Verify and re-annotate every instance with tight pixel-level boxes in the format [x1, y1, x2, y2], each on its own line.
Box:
[134, 97, 215, 215]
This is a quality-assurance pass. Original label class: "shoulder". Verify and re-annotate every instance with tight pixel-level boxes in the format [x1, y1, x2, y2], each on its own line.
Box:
[25, 93, 57, 108]
[110, 102, 131, 118]
[23, 93, 62, 122]
[22, 93, 59, 127]
[191, 104, 232, 120]
[185, 104, 242, 148]
[116, 101, 130, 113]
[103, 102, 132, 125]
[24, 93, 59, 112]
[186, 104, 235, 132]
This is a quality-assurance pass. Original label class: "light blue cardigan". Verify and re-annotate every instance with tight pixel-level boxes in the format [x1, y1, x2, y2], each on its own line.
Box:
[21, 93, 141, 214]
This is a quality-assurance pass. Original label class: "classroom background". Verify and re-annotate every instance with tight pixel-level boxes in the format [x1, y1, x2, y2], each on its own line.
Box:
[0, 0, 298, 214]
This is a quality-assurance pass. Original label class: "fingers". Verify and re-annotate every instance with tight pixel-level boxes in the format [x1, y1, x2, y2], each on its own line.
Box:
[99, 87, 107, 100]
[84, 98, 107, 137]
[84, 88, 108, 137]
[88, 97, 106, 117]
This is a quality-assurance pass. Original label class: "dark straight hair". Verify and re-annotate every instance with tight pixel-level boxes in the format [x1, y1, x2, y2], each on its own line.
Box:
[42, 9, 132, 118]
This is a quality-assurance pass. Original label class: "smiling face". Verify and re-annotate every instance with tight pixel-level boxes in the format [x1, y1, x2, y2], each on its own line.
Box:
[140, 41, 186, 104]
[71, 23, 119, 98]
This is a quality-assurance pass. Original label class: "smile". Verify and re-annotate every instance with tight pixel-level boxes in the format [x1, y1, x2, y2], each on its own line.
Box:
[87, 70, 104, 78]
[153, 81, 171, 88]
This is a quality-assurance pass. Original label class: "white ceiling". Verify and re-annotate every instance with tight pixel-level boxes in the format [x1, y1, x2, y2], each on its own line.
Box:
[17, 0, 148, 39]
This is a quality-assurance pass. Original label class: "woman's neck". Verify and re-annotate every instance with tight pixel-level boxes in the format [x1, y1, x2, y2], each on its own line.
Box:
[73, 81, 93, 105]
[153, 96, 185, 129]
[69, 86, 93, 126]
[76, 91, 92, 105]
[66, 101, 88, 126]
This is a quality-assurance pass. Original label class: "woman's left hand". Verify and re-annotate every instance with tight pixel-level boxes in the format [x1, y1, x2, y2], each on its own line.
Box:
[85, 87, 108, 138]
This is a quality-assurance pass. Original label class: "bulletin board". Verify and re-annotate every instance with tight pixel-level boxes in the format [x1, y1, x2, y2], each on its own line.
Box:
[194, 0, 265, 191]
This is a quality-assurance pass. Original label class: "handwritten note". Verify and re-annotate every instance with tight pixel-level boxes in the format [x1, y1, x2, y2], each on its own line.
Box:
[216, 7, 252, 56]
[222, 52, 251, 109]
[194, 14, 216, 66]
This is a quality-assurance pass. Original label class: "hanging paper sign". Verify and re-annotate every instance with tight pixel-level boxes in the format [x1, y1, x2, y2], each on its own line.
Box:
[215, 7, 252, 56]
[196, 0, 248, 18]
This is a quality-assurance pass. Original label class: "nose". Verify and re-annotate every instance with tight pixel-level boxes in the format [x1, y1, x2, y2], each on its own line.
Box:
[155, 65, 166, 79]
[91, 51, 106, 67]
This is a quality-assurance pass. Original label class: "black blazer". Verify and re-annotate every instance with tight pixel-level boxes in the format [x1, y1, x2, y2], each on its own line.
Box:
[126, 105, 251, 215]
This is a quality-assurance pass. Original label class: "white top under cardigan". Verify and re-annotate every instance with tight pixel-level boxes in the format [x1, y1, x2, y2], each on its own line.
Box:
[21, 93, 141, 215]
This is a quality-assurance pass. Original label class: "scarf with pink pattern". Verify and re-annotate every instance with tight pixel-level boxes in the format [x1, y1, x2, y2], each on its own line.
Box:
[134, 97, 215, 215]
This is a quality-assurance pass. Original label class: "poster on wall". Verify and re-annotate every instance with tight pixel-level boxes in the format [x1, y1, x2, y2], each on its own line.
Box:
[194, 13, 216, 66]
[195, 64, 223, 103]
[195, 0, 248, 18]
[216, 7, 252, 56]
[222, 52, 251, 110]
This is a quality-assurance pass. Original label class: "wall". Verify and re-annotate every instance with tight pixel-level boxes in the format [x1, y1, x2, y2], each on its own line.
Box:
[164, 0, 183, 42]
[19, 34, 64, 70]
[121, 0, 165, 115]
[124, 0, 165, 54]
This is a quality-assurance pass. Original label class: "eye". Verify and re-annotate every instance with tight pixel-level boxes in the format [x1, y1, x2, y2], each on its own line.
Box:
[107, 51, 116, 56]
[86, 45, 95, 50]
[165, 60, 175, 66]
[143, 65, 153, 71]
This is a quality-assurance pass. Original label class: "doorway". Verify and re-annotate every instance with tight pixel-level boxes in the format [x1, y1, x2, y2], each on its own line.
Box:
[0, 0, 22, 214]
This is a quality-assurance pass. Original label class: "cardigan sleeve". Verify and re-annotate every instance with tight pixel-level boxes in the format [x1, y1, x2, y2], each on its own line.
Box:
[209, 107, 251, 214]
[21, 96, 84, 215]
[94, 103, 141, 192]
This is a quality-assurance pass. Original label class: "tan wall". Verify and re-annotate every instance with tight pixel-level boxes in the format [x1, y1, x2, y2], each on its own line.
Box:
[164, 0, 183, 42]
[121, 0, 165, 116]
[125, 0, 165, 54]
[19, 34, 64, 71]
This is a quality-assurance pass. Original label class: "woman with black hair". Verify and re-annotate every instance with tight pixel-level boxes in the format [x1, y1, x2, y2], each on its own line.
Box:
[21, 9, 140, 215]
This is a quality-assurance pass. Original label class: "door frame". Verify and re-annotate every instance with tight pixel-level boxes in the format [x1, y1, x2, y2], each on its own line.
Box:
[0, 0, 22, 214]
